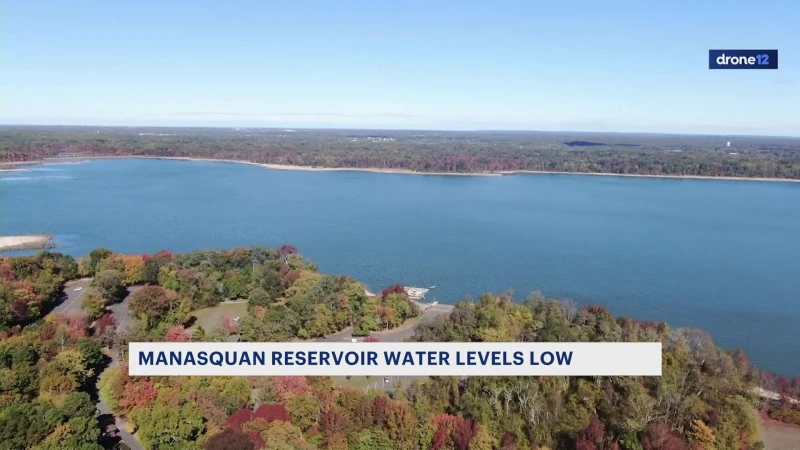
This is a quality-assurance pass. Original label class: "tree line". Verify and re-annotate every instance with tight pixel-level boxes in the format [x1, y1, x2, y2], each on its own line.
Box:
[2, 126, 799, 179]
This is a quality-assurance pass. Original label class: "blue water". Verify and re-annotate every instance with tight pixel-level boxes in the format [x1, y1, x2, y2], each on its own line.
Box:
[2, 159, 798, 374]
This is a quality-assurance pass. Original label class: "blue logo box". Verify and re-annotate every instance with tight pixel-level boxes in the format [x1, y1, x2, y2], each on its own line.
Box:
[709, 50, 778, 69]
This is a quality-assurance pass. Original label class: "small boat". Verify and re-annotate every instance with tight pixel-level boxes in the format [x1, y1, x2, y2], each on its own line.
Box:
[428, 285, 436, 289]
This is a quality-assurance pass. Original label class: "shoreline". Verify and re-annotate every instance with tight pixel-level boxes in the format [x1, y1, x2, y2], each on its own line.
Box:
[0, 235, 55, 252]
[3, 155, 799, 183]
[494, 170, 800, 183]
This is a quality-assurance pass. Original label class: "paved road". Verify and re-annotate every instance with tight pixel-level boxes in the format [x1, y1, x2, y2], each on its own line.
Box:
[53, 278, 93, 314]
[317, 326, 356, 342]
[96, 393, 144, 450]
[375, 304, 454, 342]
[100, 286, 144, 449]
[55, 281, 145, 450]
[107, 286, 142, 333]
[326, 303, 454, 392]
[319, 303, 454, 343]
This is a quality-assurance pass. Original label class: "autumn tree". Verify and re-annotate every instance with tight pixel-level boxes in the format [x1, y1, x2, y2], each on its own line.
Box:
[88, 248, 112, 275]
[129, 397, 205, 450]
[117, 379, 158, 415]
[320, 408, 348, 436]
[277, 245, 298, 261]
[91, 269, 126, 303]
[80, 288, 105, 321]
[165, 324, 191, 342]
[204, 428, 254, 450]
[381, 400, 415, 445]
[253, 403, 290, 423]
[286, 394, 319, 431]
[325, 432, 348, 450]
[641, 422, 689, 450]
[95, 312, 116, 334]
[129, 285, 178, 329]
[273, 376, 311, 402]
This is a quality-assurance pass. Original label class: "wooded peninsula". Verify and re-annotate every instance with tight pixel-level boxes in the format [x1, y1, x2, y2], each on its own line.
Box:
[2, 126, 799, 180]
[2, 246, 798, 450]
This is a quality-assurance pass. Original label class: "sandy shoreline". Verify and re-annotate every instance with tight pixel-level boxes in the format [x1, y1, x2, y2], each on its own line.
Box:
[137, 156, 502, 177]
[3, 155, 799, 183]
[0, 235, 54, 251]
[495, 170, 800, 183]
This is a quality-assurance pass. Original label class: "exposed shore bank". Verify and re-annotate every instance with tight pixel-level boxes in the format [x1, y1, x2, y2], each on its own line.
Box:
[494, 170, 800, 183]
[0, 235, 55, 251]
[3, 155, 800, 183]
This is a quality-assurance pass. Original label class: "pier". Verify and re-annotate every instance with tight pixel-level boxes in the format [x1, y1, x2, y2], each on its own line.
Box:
[403, 285, 443, 311]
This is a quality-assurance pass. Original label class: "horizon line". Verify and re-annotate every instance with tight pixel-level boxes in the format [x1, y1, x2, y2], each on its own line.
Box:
[2, 123, 799, 140]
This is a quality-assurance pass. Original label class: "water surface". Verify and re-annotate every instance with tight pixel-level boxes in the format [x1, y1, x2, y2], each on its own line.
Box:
[2, 159, 798, 374]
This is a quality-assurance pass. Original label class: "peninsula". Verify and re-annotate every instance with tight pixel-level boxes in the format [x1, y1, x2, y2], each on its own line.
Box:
[0, 234, 54, 251]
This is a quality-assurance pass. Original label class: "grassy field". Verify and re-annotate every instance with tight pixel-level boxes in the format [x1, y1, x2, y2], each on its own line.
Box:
[191, 301, 248, 330]
[334, 376, 378, 389]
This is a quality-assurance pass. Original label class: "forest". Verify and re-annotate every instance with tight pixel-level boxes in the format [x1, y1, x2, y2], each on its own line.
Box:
[2, 126, 800, 179]
[1, 246, 799, 450]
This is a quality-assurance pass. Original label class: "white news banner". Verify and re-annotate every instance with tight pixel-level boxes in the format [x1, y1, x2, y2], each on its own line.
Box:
[129, 342, 662, 377]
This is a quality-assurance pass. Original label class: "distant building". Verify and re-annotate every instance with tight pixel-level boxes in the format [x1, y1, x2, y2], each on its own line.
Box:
[726, 142, 731, 147]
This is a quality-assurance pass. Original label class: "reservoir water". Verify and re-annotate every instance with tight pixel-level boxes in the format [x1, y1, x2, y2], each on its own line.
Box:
[2, 158, 798, 374]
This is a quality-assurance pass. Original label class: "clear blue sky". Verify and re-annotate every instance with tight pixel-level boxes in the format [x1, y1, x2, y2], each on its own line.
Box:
[2, 1, 798, 135]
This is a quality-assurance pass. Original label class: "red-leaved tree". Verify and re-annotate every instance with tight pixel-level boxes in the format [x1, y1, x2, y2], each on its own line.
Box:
[252, 403, 290, 423]
[226, 408, 253, 432]
[373, 396, 389, 425]
[273, 376, 311, 402]
[95, 313, 117, 334]
[165, 324, 191, 342]
[642, 422, 689, 450]
[118, 379, 158, 415]
[320, 408, 348, 436]
[380, 284, 405, 298]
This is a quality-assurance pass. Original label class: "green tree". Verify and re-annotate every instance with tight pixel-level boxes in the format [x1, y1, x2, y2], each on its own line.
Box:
[469, 425, 497, 450]
[286, 394, 319, 431]
[247, 287, 272, 311]
[80, 288, 106, 321]
[130, 398, 205, 450]
[91, 269, 126, 303]
[223, 271, 249, 299]
[210, 377, 251, 415]
[142, 258, 160, 284]
[97, 366, 124, 412]
[261, 420, 314, 450]
[88, 248, 112, 275]
[77, 338, 104, 370]
[348, 429, 393, 450]
[0, 402, 64, 450]
[59, 391, 95, 419]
